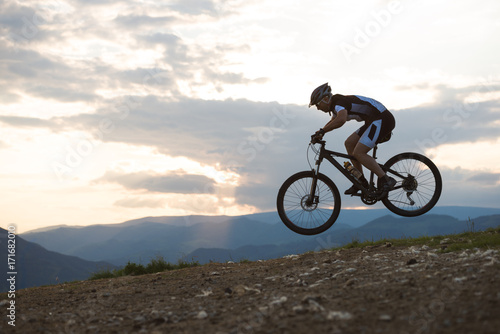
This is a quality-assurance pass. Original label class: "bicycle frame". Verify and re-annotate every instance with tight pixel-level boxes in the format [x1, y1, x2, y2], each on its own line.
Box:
[309, 140, 406, 200]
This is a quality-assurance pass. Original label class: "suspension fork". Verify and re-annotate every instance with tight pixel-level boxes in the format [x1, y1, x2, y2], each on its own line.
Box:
[308, 147, 324, 205]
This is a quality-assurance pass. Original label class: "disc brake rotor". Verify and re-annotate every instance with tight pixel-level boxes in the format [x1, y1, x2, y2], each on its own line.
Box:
[301, 195, 318, 211]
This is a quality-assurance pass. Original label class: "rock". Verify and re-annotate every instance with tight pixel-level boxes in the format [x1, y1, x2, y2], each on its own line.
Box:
[269, 296, 287, 307]
[481, 249, 496, 257]
[344, 278, 356, 287]
[283, 254, 299, 259]
[133, 315, 146, 324]
[196, 289, 213, 297]
[196, 310, 208, 319]
[301, 295, 323, 305]
[327, 311, 353, 320]
[301, 296, 324, 312]
[406, 258, 417, 265]
[233, 285, 247, 296]
[293, 305, 307, 314]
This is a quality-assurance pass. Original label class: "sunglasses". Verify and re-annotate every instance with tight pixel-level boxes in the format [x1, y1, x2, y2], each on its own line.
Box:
[316, 95, 332, 108]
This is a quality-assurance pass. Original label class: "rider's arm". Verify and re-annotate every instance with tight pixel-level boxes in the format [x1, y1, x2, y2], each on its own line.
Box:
[323, 108, 347, 132]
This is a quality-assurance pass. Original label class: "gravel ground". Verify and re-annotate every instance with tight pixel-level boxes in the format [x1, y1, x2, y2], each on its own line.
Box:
[2, 243, 500, 334]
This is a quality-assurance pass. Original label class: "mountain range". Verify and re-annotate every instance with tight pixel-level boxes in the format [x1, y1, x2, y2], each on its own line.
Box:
[0, 228, 114, 292]
[21, 206, 500, 265]
[5, 206, 500, 291]
[183, 213, 500, 263]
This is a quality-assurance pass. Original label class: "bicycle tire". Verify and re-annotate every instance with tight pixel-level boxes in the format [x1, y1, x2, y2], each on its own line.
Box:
[276, 171, 341, 235]
[382, 152, 442, 217]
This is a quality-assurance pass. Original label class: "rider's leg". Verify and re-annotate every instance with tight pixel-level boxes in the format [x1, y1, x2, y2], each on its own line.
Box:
[354, 114, 396, 191]
[345, 132, 363, 173]
[353, 142, 396, 191]
[352, 142, 385, 177]
[344, 133, 369, 195]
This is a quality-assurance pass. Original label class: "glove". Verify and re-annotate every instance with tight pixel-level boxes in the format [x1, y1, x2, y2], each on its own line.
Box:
[311, 128, 325, 143]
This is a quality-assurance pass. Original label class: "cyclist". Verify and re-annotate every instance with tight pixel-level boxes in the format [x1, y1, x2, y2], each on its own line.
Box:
[309, 83, 396, 195]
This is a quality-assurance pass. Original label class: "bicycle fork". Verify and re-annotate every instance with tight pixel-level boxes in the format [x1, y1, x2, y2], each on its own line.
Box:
[307, 157, 322, 206]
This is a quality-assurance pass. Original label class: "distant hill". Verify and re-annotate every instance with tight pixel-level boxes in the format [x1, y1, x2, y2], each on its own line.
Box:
[0, 228, 115, 292]
[20, 208, 500, 267]
[21, 216, 316, 265]
[7, 209, 500, 291]
[243, 206, 500, 227]
[181, 214, 500, 263]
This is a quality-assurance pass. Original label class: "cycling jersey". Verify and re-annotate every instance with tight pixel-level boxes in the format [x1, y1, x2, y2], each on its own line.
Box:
[330, 94, 395, 148]
[330, 94, 387, 122]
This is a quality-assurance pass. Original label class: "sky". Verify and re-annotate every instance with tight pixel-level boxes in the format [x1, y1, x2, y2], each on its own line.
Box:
[1, 0, 499, 233]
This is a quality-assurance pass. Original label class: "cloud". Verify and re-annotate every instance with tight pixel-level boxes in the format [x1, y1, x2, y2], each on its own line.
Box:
[466, 172, 500, 186]
[113, 14, 177, 29]
[113, 196, 167, 209]
[385, 84, 500, 154]
[0, 115, 55, 128]
[95, 170, 217, 194]
[0, 2, 38, 32]
[103, 0, 244, 34]
[439, 167, 500, 208]
[3, 88, 500, 212]
[167, 0, 219, 16]
[0, 43, 104, 104]
[46, 97, 309, 211]
[1, 0, 499, 218]
[141, 32, 181, 46]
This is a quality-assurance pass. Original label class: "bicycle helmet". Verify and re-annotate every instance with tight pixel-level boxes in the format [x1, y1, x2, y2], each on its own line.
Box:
[309, 83, 331, 108]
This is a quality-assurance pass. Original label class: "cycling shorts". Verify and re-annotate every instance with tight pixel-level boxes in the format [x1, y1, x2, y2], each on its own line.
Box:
[355, 110, 395, 148]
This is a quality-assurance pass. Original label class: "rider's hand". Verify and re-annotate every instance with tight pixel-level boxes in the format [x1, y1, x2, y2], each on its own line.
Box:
[311, 128, 325, 143]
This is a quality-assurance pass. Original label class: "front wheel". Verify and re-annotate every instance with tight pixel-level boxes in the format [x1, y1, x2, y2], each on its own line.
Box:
[277, 171, 341, 235]
[382, 152, 442, 217]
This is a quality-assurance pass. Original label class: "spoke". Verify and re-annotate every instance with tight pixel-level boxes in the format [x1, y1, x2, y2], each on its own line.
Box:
[282, 176, 336, 231]
[385, 157, 439, 214]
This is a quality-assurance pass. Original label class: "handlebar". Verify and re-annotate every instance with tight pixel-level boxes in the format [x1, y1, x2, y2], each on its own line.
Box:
[310, 134, 326, 145]
[311, 139, 326, 145]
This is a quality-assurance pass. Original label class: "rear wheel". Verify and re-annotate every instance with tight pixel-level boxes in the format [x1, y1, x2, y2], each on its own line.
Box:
[382, 152, 442, 217]
[277, 171, 341, 235]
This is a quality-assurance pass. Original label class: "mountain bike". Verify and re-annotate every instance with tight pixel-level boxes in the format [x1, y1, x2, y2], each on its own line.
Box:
[276, 138, 442, 235]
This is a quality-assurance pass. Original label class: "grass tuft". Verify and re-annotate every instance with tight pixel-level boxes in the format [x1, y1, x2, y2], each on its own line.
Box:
[333, 226, 500, 253]
[89, 226, 500, 281]
[89, 256, 199, 280]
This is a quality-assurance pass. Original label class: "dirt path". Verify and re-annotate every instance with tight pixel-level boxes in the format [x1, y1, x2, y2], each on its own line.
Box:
[3, 244, 500, 333]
